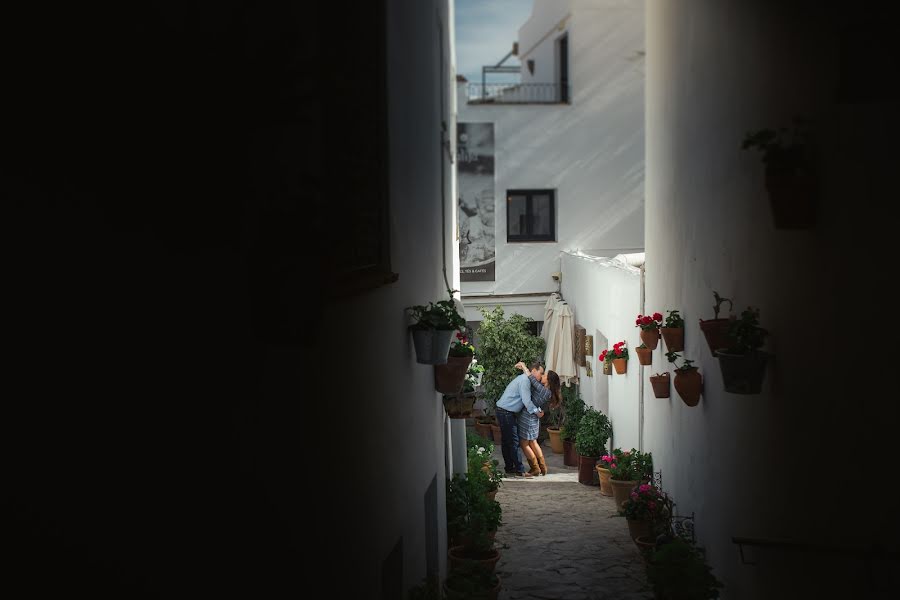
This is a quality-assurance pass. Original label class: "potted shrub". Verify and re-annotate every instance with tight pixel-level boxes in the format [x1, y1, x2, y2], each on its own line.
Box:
[407, 292, 467, 364]
[649, 372, 670, 398]
[635, 343, 652, 366]
[476, 306, 545, 417]
[466, 435, 503, 501]
[559, 385, 586, 467]
[435, 332, 475, 394]
[446, 473, 502, 573]
[742, 116, 816, 230]
[636, 312, 663, 350]
[620, 483, 674, 544]
[698, 291, 734, 356]
[716, 306, 771, 394]
[574, 407, 612, 486]
[598, 348, 613, 375]
[608, 448, 654, 511]
[443, 561, 501, 600]
[596, 453, 615, 496]
[646, 537, 724, 599]
[610, 340, 629, 374]
[660, 310, 684, 352]
[666, 351, 702, 407]
[544, 402, 564, 454]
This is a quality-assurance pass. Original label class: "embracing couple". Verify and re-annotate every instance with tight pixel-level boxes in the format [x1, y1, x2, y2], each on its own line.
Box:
[494, 361, 562, 478]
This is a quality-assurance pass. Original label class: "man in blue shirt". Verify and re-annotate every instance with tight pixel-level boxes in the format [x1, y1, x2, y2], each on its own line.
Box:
[495, 362, 545, 477]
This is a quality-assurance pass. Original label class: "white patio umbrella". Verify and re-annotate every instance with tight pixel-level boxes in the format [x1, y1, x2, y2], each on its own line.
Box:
[548, 302, 577, 385]
[541, 293, 560, 343]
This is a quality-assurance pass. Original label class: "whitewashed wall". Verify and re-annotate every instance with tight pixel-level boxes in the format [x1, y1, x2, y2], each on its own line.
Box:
[560, 252, 641, 452]
[517, 0, 572, 86]
[321, 0, 457, 596]
[645, 1, 897, 598]
[458, 0, 644, 301]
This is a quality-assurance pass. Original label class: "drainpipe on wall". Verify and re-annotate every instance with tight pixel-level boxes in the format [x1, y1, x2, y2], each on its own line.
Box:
[638, 264, 645, 452]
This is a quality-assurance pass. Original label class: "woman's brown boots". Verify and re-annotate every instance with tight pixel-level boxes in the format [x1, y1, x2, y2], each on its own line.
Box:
[536, 455, 548, 476]
[526, 456, 541, 477]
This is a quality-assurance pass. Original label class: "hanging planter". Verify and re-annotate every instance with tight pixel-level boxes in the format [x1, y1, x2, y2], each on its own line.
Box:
[660, 309, 685, 352]
[715, 306, 771, 394]
[743, 118, 817, 230]
[434, 355, 472, 393]
[635, 344, 652, 366]
[673, 365, 702, 407]
[699, 291, 734, 356]
[649, 372, 670, 398]
[410, 328, 454, 364]
[636, 312, 663, 350]
[406, 294, 467, 365]
[609, 340, 628, 374]
[443, 392, 477, 419]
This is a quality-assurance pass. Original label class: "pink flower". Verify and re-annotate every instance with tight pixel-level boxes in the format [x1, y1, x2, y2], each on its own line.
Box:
[630, 492, 638, 499]
[610, 463, 616, 469]
[639, 484, 651, 492]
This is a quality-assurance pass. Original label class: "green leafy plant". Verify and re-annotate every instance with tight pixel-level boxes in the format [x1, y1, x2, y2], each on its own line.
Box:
[466, 432, 502, 491]
[724, 307, 768, 354]
[443, 562, 499, 599]
[601, 448, 653, 481]
[742, 116, 813, 174]
[710, 291, 732, 320]
[621, 484, 674, 537]
[446, 473, 502, 553]
[476, 306, 545, 413]
[665, 351, 697, 373]
[663, 310, 684, 328]
[448, 331, 475, 357]
[636, 343, 648, 350]
[647, 537, 724, 600]
[406, 291, 466, 331]
[461, 357, 485, 394]
[574, 407, 612, 458]
[559, 384, 586, 441]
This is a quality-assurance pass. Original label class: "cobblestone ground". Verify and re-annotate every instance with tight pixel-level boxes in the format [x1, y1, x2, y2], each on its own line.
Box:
[487, 436, 654, 600]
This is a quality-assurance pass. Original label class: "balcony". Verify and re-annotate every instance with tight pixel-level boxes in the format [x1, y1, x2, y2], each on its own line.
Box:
[466, 83, 570, 105]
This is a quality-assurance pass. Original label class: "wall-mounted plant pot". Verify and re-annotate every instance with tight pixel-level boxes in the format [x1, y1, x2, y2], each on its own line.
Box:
[649, 373, 670, 398]
[612, 358, 628, 375]
[716, 350, 771, 394]
[434, 355, 473, 394]
[765, 167, 816, 229]
[602, 360, 613, 375]
[563, 439, 578, 466]
[639, 328, 660, 350]
[635, 347, 652, 366]
[410, 327, 455, 364]
[660, 327, 684, 352]
[443, 392, 477, 418]
[698, 319, 731, 356]
[674, 368, 702, 407]
[577, 454, 599, 485]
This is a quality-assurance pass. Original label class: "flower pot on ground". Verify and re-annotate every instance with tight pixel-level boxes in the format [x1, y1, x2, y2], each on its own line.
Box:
[627, 517, 652, 541]
[595, 465, 613, 496]
[635, 344, 652, 366]
[489, 424, 502, 446]
[407, 293, 467, 365]
[660, 309, 685, 352]
[546, 426, 564, 454]
[620, 483, 674, 543]
[560, 385, 586, 467]
[475, 418, 493, 441]
[610, 478, 639, 511]
[667, 352, 702, 407]
[649, 372, 670, 398]
[577, 454, 599, 485]
[743, 117, 817, 229]
[634, 535, 657, 564]
[605, 448, 654, 511]
[575, 407, 612, 485]
[698, 291, 734, 356]
[563, 439, 578, 467]
[646, 537, 724, 600]
[636, 312, 663, 350]
[443, 564, 501, 600]
[716, 306, 771, 394]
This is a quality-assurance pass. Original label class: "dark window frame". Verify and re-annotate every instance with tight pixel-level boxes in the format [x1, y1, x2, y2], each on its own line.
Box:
[506, 189, 557, 242]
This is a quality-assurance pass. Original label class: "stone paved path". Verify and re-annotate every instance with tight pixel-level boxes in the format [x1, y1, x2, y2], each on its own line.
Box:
[487, 437, 653, 600]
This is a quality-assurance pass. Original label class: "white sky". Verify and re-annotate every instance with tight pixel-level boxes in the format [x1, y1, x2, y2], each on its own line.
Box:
[455, 0, 534, 84]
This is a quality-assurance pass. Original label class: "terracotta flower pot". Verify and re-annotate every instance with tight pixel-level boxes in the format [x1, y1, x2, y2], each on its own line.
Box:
[649, 373, 670, 398]
[765, 166, 816, 229]
[717, 350, 771, 394]
[634, 535, 657, 564]
[443, 392, 476, 419]
[612, 358, 627, 375]
[474, 420, 493, 440]
[434, 355, 473, 394]
[635, 347, 652, 366]
[448, 545, 501, 575]
[489, 424, 502, 446]
[639, 328, 660, 350]
[698, 318, 732, 356]
[627, 518, 652, 541]
[609, 479, 639, 512]
[674, 368, 702, 407]
[563, 439, 578, 467]
[596, 466, 613, 496]
[547, 426, 564, 453]
[444, 573, 501, 600]
[577, 454, 599, 485]
[660, 327, 684, 352]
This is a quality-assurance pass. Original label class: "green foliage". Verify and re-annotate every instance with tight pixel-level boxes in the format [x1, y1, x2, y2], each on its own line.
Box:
[466, 431, 502, 491]
[665, 351, 696, 373]
[476, 306, 545, 413]
[407, 293, 466, 330]
[663, 310, 684, 328]
[725, 307, 768, 354]
[443, 562, 498, 598]
[446, 474, 502, 554]
[407, 574, 440, 600]
[647, 538, 724, 600]
[559, 384, 586, 441]
[621, 484, 674, 538]
[710, 291, 732, 320]
[741, 116, 812, 173]
[605, 448, 653, 481]
[574, 407, 612, 458]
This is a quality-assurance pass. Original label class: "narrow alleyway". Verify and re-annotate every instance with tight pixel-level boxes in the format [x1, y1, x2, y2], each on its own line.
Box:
[485, 436, 654, 600]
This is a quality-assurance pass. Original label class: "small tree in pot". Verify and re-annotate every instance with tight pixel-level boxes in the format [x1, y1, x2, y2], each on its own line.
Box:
[574, 407, 612, 485]
[716, 306, 771, 394]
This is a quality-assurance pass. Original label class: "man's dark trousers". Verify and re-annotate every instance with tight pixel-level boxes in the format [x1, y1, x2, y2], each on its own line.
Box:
[495, 407, 523, 473]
